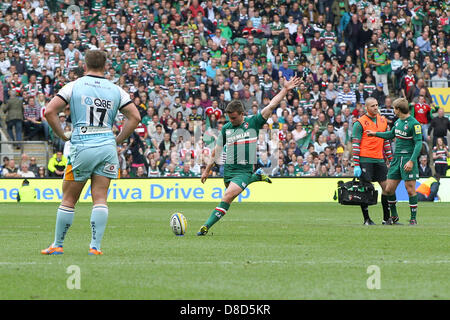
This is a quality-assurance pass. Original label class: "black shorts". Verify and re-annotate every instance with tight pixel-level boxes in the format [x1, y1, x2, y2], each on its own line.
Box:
[360, 162, 388, 183]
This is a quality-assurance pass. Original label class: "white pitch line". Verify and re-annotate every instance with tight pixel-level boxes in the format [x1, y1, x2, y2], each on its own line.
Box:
[1, 260, 449, 266]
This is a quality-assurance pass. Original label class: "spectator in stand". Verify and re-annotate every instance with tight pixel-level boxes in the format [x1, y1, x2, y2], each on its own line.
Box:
[379, 97, 397, 129]
[416, 31, 431, 54]
[418, 155, 432, 178]
[335, 83, 356, 110]
[428, 108, 450, 146]
[400, 67, 417, 101]
[18, 162, 36, 178]
[2, 90, 24, 149]
[0, 156, 9, 177]
[37, 166, 47, 178]
[2, 158, 20, 178]
[47, 150, 67, 178]
[23, 96, 44, 140]
[412, 95, 438, 142]
[278, 60, 294, 80]
[159, 132, 175, 155]
[28, 157, 39, 176]
[371, 44, 390, 96]
[310, 31, 325, 52]
[390, 51, 404, 93]
[355, 82, 369, 106]
[431, 67, 448, 88]
[371, 83, 386, 107]
[0, 0, 447, 180]
[432, 137, 449, 177]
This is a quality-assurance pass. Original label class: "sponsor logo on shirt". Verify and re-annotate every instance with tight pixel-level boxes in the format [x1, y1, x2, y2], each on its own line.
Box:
[82, 95, 113, 109]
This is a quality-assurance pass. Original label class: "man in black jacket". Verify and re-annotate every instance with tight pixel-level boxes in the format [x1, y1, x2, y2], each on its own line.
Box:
[358, 22, 373, 65]
[428, 108, 450, 146]
[355, 83, 369, 106]
[57, 28, 71, 51]
[418, 155, 432, 178]
[10, 50, 26, 75]
[371, 83, 386, 106]
[344, 14, 362, 61]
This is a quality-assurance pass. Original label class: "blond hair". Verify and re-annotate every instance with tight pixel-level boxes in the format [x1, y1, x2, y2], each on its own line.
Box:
[392, 98, 409, 114]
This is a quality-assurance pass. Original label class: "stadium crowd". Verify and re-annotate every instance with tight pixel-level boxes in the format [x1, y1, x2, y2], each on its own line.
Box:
[0, 0, 449, 179]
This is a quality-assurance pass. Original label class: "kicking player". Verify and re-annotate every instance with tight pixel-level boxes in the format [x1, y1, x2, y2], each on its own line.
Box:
[352, 97, 397, 225]
[367, 98, 422, 225]
[197, 76, 302, 236]
[41, 50, 141, 255]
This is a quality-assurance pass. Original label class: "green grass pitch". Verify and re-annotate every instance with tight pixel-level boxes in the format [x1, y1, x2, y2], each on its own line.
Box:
[0, 202, 449, 300]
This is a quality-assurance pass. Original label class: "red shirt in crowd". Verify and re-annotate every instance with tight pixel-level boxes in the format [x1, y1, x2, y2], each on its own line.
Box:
[404, 75, 416, 94]
[414, 102, 431, 124]
[189, 4, 205, 17]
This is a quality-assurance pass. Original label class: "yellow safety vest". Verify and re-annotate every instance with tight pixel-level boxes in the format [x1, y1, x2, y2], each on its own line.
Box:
[18, 186, 36, 202]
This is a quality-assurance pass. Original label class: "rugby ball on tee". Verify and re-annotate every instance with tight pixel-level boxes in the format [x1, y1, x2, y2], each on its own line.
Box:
[170, 213, 187, 236]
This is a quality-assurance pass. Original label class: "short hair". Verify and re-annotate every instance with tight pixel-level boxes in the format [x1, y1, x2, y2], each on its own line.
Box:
[392, 98, 409, 114]
[225, 100, 245, 114]
[365, 97, 377, 107]
[85, 50, 107, 71]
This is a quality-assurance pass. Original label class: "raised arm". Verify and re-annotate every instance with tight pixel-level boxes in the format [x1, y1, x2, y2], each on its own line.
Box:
[260, 76, 302, 120]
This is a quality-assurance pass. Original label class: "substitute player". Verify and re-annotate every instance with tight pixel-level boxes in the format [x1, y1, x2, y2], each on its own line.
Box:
[41, 50, 141, 255]
[367, 98, 422, 225]
[197, 76, 302, 236]
[352, 97, 397, 225]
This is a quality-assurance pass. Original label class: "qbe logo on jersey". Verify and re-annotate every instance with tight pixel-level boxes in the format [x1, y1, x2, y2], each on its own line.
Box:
[82, 95, 112, 127]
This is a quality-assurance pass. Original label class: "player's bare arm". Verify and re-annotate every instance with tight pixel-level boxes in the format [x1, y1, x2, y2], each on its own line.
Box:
[44, 95, 70, 142]
[261, 76, 302, 120]
[201, 144, 222, 184]
[116, 103, 141, 144]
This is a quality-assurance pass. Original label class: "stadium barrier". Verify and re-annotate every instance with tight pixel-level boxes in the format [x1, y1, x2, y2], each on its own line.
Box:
[1, 177, 449, 202]
[428, 87, 450, 112]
